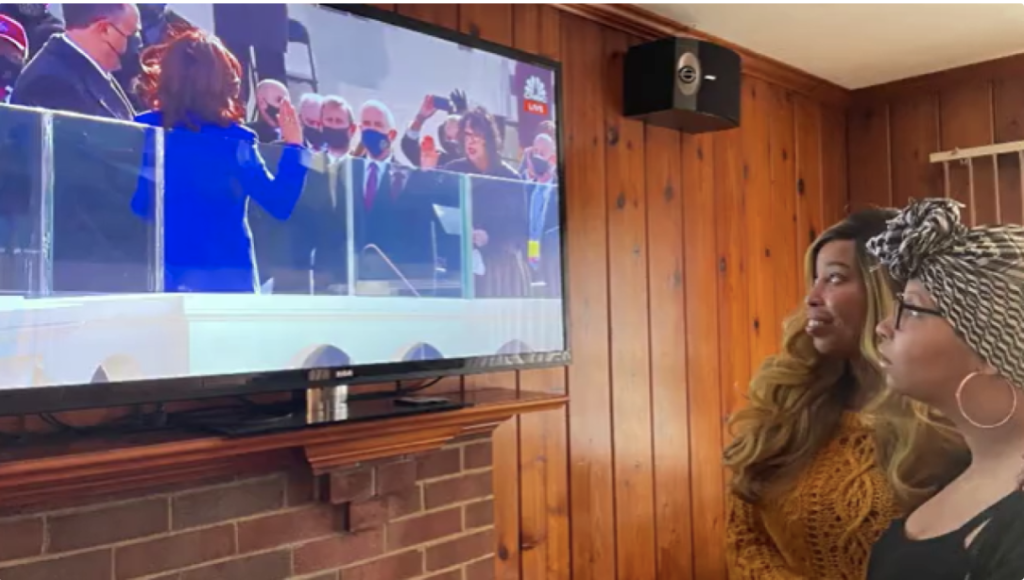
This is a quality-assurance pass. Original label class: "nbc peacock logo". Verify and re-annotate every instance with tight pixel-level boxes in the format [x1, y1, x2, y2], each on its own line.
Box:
[522, 75, 549, 116]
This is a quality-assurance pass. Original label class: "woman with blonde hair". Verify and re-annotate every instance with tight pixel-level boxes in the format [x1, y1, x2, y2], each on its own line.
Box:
[724, 208, 967, 579]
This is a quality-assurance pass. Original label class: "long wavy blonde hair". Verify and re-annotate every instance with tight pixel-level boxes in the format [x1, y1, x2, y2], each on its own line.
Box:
[723, 209, 968, 510]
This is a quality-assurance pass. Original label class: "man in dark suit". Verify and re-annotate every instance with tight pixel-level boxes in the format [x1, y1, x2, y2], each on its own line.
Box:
[350, 100, 451, 295]
[11, 5, 148, 294]
[11, 3, 139, 120]
[350, 100, 425, 291]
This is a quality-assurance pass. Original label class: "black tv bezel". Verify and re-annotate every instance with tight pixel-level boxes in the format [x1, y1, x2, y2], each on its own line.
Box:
[0, 2, 572, 417]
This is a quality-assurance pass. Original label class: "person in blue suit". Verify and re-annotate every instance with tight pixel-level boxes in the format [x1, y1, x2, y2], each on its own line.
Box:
[130, 29, 309, 293]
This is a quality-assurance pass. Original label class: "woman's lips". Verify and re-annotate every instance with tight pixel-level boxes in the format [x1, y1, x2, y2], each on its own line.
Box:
[805, 317, 832, 337]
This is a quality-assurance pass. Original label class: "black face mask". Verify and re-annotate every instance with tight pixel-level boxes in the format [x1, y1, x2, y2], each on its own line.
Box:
[113, 32, 143, 78]
[304, 127, 325, 149]
[0, 58, 23, 88]
[322, 127, 351, 151]
[265, 104, 280, 124]
[530, 155, 551, 176]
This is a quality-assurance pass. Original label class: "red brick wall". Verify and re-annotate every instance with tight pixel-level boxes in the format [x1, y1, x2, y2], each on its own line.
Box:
[0, 436, 495, 580]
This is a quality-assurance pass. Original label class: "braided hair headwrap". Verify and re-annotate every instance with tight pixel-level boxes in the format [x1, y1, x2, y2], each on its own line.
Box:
[866, 198, 1024, 390]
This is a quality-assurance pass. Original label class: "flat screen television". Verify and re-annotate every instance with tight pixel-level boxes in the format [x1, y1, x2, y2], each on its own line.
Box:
[0, 3, 569, 416]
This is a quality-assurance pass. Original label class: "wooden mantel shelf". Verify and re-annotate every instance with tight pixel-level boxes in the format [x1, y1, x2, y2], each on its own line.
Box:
[0, 388, 566, 509]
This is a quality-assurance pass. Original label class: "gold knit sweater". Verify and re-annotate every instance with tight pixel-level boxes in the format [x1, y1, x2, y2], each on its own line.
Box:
[725, 413, 902, 580]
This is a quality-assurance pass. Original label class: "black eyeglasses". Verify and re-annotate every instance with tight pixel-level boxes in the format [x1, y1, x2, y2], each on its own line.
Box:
[894, 293, 943, 330]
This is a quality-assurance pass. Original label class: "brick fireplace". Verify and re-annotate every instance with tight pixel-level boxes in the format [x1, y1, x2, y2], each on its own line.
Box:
[0, 435, 495, 580]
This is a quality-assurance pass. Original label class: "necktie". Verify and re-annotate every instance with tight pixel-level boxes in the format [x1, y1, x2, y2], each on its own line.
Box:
[365, 163, 379, 211]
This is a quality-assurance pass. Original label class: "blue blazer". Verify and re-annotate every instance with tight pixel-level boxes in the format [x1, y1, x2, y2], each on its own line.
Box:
[131, 111, 310, 293]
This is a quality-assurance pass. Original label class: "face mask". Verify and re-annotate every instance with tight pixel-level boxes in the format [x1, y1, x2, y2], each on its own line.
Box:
[322, 127, 350, 151]
[361, 129, 390, 158]
[265, 104, 280, 124]
[116, 32, 143, 76]
[304, 127, 325, 149]
[531, 155, 551, 176]
[0, 58, 23, 88]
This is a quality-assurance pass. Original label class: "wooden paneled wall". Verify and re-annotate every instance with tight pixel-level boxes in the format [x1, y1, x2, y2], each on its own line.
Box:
[848, 55, 1024, 224]
[374, 4, 851, 579]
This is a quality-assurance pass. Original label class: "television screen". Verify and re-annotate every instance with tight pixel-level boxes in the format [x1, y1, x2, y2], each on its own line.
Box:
[0, 3, 567, 408]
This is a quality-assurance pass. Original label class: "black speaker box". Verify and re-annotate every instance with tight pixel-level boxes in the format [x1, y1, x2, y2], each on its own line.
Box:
[623, 36, 741, 134]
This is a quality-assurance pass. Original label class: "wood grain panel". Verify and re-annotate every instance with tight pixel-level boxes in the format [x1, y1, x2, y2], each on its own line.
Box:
[847, 103, 892, 211]
[645, 125, 694, 579]
[820, 105, 849, 225]
[714, 123, 749, 422]
[769, 86, 800, 315]
[993, 78, 1024, 223]
[741, 78, 778, 373]
[603, 29, 658, 580]
[0, 5, 856, 580]
[683, 133, 726, 580]
[561, 13, 617, 580]
[795, 95, 824, 252]
[888, 93, 940, 209]
[460, 3, 514, 44]
[849, 56, 1024, 229]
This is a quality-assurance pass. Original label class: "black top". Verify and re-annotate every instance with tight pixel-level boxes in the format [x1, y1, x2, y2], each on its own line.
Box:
[868, 492, 1023, 580]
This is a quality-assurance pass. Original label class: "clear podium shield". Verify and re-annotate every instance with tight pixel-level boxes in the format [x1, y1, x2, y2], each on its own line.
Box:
[0, 105, 47, 295]
[49, 111, 163, 295]
[465, 172, 533, 299]
[248, 147, 346, 296]
[342, 157, 468, 298]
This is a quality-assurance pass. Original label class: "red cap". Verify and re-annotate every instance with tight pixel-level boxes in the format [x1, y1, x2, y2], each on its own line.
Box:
[0, 15, 28, 59]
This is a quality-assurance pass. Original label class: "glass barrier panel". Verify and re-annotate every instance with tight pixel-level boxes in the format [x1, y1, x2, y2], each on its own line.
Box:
[50, 112, 161, 295]
[343, 157, 467, 299]
[249, 146, 346, 296]
[465, 172, 537, 299]
[0, 104, 46, 296]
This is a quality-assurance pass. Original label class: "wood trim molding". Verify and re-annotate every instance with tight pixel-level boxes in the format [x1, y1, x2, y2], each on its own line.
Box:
[554, 3, 850, 108]
[852, 52, 1024, 104]
[0, 388, 566, 509]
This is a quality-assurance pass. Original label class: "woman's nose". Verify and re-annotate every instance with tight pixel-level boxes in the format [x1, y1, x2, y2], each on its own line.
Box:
[876, 315, 894, 340]
[805, 283, 824, 307]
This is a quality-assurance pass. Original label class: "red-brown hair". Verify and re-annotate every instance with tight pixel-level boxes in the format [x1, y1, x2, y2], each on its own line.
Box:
[136, 29, 245, 130]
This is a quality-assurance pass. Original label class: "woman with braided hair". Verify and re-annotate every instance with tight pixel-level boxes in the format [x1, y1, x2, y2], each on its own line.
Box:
[866, 198, 1024, 580]
[724, 209, 967, 580]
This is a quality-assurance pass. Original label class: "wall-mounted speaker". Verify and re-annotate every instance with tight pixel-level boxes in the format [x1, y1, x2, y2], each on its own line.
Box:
[623, 37, 741, 134]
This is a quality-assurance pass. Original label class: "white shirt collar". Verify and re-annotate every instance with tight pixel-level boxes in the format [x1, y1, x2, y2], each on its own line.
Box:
[60, 34, 112, 80]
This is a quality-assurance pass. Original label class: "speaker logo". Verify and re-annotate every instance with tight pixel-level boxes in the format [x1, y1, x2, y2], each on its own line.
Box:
[523, 75, 549, 116]
[676, 52, 702, 97]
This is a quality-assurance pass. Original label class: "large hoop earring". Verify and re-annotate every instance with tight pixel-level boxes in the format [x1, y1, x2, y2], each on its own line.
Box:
[956, 371, 1019, 429]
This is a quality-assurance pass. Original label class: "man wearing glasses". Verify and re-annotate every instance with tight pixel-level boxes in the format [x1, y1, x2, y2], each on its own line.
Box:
[11, 3, 140, 120]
